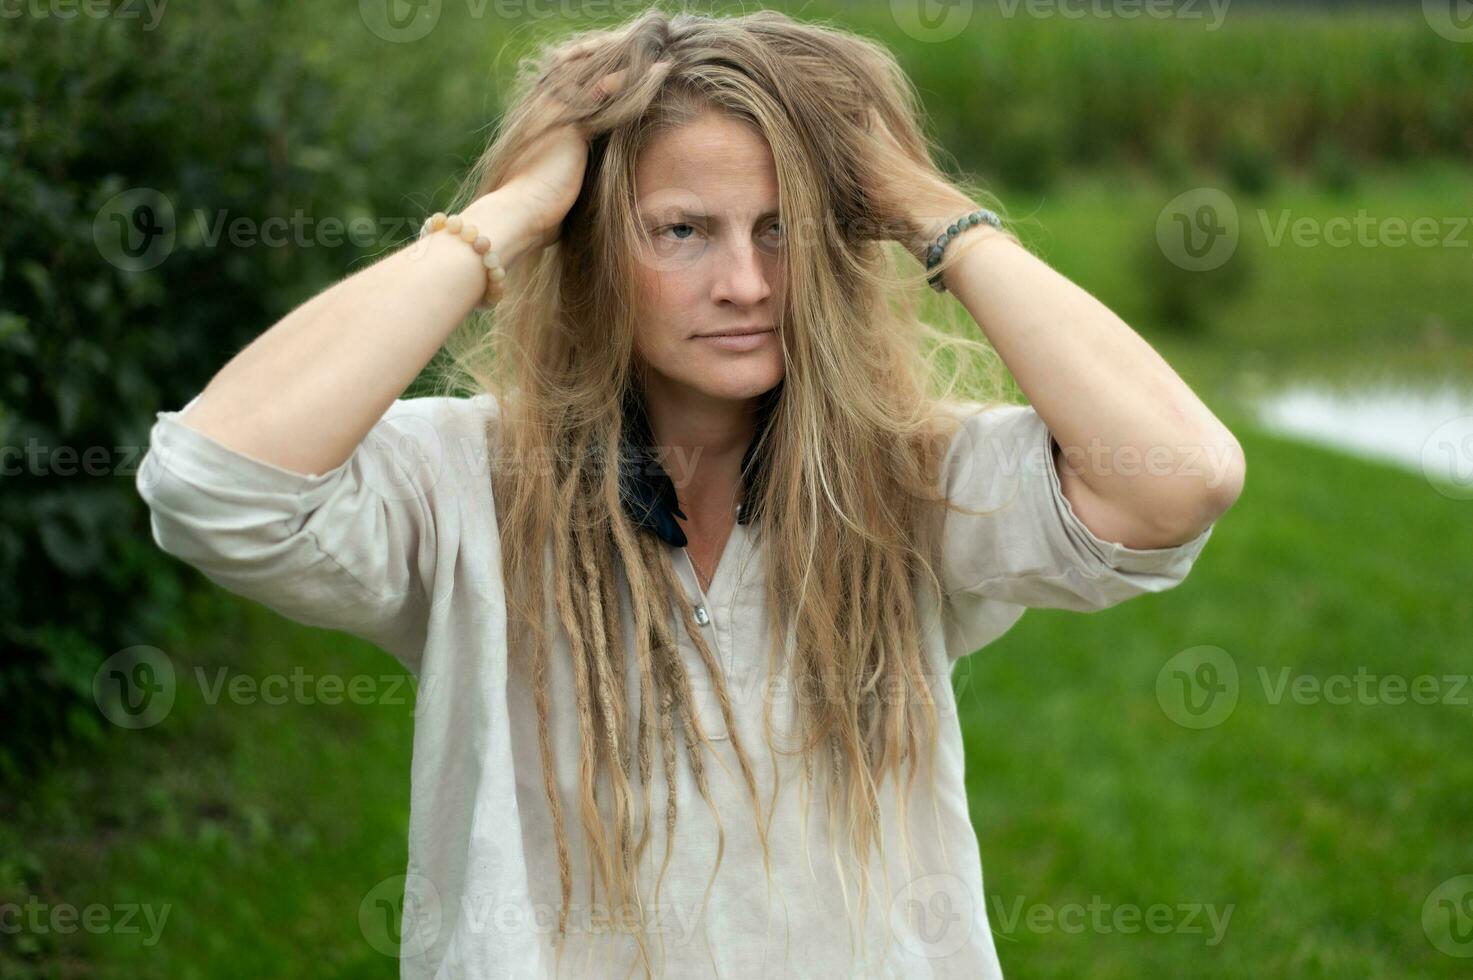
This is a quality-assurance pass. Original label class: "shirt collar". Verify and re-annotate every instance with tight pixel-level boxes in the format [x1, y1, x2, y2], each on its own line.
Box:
[618, 384, 780, 548]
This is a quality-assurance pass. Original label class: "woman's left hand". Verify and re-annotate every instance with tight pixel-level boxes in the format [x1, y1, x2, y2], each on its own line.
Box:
[854, 107, 978, 266]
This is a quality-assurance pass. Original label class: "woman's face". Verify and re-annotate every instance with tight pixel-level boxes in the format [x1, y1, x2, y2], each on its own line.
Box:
[631, 110, 787, 405]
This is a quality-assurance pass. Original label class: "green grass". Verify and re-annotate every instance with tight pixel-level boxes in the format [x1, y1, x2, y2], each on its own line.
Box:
[0, 593, 416, 979]
[958, 417, 1473, 978]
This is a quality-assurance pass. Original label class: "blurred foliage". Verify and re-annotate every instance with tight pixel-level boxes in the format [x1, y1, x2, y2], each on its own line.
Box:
[865, 5, 1473, 193]
[0, 0, 480, 789]
[1134, 228, 1255, 337]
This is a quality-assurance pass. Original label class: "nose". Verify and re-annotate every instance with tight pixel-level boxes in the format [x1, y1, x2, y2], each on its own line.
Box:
[710, 235, 774, 308]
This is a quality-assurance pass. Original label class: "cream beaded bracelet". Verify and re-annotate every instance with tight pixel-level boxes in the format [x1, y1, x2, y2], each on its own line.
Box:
[419, 211, 506, 308]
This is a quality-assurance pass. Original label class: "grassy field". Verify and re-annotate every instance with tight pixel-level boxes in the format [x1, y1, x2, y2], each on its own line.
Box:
[0, 589, 416, 979]
[5, 166, 1468, 977]
[960, 419, 1473, 978]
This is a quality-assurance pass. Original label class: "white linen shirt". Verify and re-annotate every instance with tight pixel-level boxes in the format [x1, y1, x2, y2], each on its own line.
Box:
[135, 392, 1215, 979]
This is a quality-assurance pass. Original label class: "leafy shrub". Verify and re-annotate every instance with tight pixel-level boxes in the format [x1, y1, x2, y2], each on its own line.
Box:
[0, 3, 474, 787]
[1222, 116, 1280, 197]
[989, 102, 1067, 194]
[1311, 138, 1360, 196]
[1135, 226, 1255, 337]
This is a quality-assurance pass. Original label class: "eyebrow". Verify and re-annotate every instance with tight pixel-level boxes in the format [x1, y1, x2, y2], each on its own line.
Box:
[646, 208, 781, 226]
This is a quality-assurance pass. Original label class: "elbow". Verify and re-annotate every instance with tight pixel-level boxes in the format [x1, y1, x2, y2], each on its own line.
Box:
[1165, 435, 1245, 541]
[1203, 435, 1246, 515]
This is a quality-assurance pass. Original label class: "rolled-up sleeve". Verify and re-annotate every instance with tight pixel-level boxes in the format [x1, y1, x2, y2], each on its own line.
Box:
[939, 401, 1215, 614]
[134, 393, 471, 672]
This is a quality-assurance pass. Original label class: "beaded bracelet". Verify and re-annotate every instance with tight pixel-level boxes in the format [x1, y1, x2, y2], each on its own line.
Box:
[419, 211, 506, 308]
[924, 208, 1004, 294]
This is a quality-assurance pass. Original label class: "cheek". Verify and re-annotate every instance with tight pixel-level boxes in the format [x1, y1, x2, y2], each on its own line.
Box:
[639, 269, 707, 334]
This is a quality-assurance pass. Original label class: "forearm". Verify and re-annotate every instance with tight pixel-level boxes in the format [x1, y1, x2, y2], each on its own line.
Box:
[178, 187, 540, 476]
[938, 226, 1245, 529]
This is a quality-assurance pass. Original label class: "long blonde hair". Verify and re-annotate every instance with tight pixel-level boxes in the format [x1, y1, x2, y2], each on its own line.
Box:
[430, 5, 1023, 974]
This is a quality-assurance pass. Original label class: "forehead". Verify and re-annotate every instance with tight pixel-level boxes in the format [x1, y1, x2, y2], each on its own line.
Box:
[635, 112, 779, 211]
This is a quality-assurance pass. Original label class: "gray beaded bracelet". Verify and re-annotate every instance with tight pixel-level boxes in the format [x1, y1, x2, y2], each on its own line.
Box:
[925, 208, 1003, 293]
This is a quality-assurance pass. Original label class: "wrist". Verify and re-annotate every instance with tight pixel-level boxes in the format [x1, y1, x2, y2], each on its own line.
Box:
[916, 206, 1007, 292]
[461, 187, 544, 273]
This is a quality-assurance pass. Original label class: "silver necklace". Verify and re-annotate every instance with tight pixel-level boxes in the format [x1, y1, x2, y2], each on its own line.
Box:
[683, 501, 741, 593]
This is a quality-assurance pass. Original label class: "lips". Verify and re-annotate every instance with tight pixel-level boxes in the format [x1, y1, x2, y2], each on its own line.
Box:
[695, 326, 774, 338]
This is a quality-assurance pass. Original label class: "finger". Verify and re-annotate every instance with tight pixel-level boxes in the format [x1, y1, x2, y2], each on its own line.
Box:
[592, 67, 629, 101]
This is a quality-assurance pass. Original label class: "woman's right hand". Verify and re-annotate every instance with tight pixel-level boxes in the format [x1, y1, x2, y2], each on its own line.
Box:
[486, 41, 645, 252]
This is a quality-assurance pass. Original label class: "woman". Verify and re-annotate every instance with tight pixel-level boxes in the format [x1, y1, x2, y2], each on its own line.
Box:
[136, 8, 1243, 978]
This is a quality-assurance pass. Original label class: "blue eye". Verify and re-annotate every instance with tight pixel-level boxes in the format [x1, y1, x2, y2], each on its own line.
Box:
[662, 223, 697, 241]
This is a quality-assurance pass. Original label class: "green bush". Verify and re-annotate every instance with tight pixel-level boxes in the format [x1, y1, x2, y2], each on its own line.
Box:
[1222, 114, 1280, 197]
[1311, 138, 1360, 196]
[0, 3, 475, 787]
[1135, 224, 1254, 337]
[989, 102, 1068, 194]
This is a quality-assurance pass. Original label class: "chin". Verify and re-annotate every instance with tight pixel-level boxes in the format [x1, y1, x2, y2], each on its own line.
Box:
[663, 355, 784, 403]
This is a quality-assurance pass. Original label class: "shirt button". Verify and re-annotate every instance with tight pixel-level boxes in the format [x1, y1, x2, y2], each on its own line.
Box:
[693, 604, 710, 626]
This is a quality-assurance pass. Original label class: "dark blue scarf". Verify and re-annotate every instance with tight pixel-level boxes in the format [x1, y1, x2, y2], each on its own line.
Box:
[618, 384, 780, 548]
